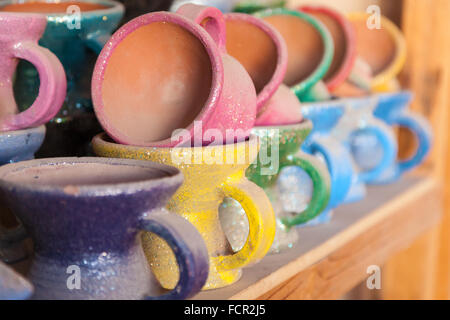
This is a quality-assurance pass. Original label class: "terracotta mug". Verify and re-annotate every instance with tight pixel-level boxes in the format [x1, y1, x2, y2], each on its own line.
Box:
[0, 12, 66, 132]
[0, 260, 33, 300]
[92, 134, 276, 290]
[255, 8, 334, 103]
[92, 4, 257, 147]
[0, 157, 210, 300]
[224, 12, 303, 126]
[298, 5, 373, 96]
[347, 12, 406, 93]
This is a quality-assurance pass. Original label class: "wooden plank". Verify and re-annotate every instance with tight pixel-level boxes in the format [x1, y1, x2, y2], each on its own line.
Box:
[194, 175, 441, 300]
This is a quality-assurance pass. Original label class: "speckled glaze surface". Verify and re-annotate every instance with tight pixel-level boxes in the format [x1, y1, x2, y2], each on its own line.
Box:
[220, 121, 331, 253]
[347, 12, 406, 93]
[0, 12, 66, 131]
[2, 0, 124, 121]
[331, 95, 398, 195]
[0, 157, 210, 300]
[298, 6, 372, 94]
[299, 101, 355, 225]
[0, 260, 33, 300]
[369, 91, 432, 183]
[92, 4, 256, 147]
[255, 8, 334, 102]
[92, 134, 276, 290]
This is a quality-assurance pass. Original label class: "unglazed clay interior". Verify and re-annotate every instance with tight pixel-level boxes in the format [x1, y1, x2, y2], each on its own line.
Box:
[310, 12, 347, 82]
[351, 19, 396, 75]
[102, 22, 212, 143]
[0, 1, 109, 13]
[1, 162, 171, 186]
[263, 15, 324, 86]
[225, 19, 277, 94]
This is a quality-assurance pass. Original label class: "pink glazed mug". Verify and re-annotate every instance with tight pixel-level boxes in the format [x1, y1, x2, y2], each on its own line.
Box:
[224, 12, 303, 126]
[92, 4, 257, 147]
[0, 12, 66, 132]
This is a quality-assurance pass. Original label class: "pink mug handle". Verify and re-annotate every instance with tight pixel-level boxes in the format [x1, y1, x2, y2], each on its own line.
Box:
[176, 3, 227, 53]
[0, 41, 66, 131]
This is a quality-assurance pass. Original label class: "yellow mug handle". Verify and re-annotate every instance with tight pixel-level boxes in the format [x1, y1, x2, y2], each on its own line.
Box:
[214, 178, 276, 272]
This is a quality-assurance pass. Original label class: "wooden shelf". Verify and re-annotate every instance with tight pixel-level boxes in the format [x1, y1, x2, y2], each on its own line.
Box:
[194, 174, 442, 300]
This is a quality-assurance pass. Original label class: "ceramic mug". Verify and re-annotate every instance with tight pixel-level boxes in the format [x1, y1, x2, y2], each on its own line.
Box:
[298, 5, 373, 96]
[0, 12, 66, 132]
[298, 101, 355, 225]
[362, 91, 432, 184]
[255, 8, 334, 103]
[92, 4, 256, 147]
[332, 96, 398, 196]
[0, 260, 33, 300]
[220, 120, 331, 253]
[224, 12, 303, 126]
[0, 125, 46, 263]
[347, 12, 406, 93]
[233, 0, 286, 14]
[0, 157, 210, 300]
[92, 134, 276, 290]
[0, 0, 124, 157]
[171, 0, 235, 13]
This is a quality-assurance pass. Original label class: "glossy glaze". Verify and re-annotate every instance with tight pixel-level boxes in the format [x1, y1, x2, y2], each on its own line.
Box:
[0, 260, 33, 300]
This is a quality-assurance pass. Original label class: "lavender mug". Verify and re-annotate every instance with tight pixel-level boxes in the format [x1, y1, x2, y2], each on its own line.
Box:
[92, 4, 257, 147]
[0, 12, 66, 131]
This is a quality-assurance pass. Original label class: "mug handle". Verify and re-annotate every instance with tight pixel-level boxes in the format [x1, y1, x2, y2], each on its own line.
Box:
[387, 110, 432, 174]
[214, 178, 275, 271]
[307, 136, 354, 209]
[353, 118, 398, 183]
[176, 3, 227, 53]
[139, 210, 209, 300]
[278, 150, 331, 227]
[0, 42, 66, 131]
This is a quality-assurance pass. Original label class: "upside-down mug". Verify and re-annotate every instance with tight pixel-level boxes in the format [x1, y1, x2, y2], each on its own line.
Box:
[0, 12, 66, 132]
[92, 134, 276, 290]
[0, 157, 210, 300]
[224, 12, 303, 125]
[255, 8, 334, 103]
[92, 4, 256, 147]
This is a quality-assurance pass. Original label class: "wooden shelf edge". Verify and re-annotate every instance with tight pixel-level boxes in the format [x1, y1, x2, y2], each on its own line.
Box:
[228, 176, 442, 300]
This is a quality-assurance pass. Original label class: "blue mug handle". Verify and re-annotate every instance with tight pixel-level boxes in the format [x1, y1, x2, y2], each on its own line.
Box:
[385, 110, 432, 174]
[353, 118, 398, 184]
[139, 210, 209, 300]
[305, 136, 354, 208]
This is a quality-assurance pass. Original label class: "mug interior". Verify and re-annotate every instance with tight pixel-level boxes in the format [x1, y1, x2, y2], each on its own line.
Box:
[309, 12, 347, 82]
[263, 14, 324, 87]
[0, 161, 173, 187]
[101, 21, 212, 144]
[351, 18, 396, 76]
[225, 18, 277, 94]
[0, 1, 110, 13]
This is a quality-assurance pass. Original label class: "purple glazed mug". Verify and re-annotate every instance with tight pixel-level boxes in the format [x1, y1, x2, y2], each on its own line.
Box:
[0, 12, 66, 132]
[223, 12, 303, 126]
[92, 4, 257, 147]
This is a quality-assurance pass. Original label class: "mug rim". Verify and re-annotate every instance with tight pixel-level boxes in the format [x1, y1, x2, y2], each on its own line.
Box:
[0, 125, 46, 137]
[255, 7, 334, 98]
[0, 157, 183, 196]
[224, 12, 288, 113]
[347, 12, 406, 90]
[252, 118, 312, 131]
[91, 11, 224, 148]
[299, 5, 357, 91]
[0, 0, 124, 18]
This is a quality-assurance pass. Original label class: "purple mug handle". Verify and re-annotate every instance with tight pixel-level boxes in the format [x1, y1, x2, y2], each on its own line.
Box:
[0, 41, 66, 131]
[176, 3, 227, 53]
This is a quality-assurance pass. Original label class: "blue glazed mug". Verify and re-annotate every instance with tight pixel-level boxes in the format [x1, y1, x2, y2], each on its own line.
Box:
[0, 260, 33, 300]
[0, 157, 209, 300]
[296, 101, 355, 225]
[370, 91, 432, 183]
[0, 125, 46, 264]
[0, 0, 124, 156]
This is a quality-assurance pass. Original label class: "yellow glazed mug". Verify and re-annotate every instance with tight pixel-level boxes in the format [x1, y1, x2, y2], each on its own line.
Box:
[92, 134, 276, 290]
[347, 12, 406, 93]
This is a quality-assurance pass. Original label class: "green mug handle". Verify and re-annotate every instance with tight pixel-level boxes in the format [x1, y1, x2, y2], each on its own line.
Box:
[279, 150, 331, 227]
